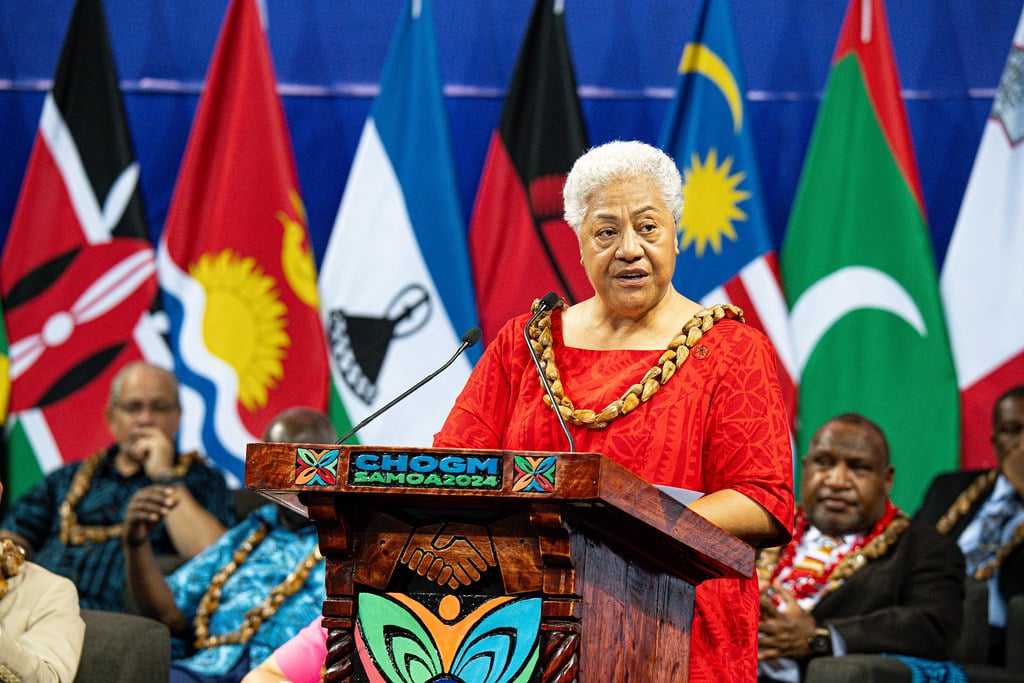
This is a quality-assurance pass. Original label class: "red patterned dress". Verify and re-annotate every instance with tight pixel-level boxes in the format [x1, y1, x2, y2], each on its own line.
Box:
[434, 309, 794, 682]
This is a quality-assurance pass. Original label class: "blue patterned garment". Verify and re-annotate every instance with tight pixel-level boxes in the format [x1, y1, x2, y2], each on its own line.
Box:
[0, 445, 235, 611]
[167, 504, 325, 677]
[887, 655, 967, 683]
[957, 475, 1024, 626]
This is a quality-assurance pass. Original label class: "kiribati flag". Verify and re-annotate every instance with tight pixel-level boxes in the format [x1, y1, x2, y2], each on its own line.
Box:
[157, 0, 328, 480]
[658, 0, 797, 421]
[318, 0, 479, 446]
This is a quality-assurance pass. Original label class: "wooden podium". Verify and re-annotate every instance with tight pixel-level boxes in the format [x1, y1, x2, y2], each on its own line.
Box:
[245, 443, 752, 682]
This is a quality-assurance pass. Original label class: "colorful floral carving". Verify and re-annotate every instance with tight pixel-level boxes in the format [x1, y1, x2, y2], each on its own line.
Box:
[355, 592, 541, 683]
[294, 447, 339, 486]
[511, 456, 556, 493]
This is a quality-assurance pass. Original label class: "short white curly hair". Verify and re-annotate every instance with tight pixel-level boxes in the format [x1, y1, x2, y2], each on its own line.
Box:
[562, 140, 683, 234]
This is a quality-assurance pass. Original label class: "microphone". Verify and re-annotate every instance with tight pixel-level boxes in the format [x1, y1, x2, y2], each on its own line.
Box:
[335, 326, 483, 445]
[524, 292, 576, 452]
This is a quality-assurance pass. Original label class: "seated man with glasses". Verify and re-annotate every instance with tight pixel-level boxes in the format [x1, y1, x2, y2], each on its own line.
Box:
[0, 361, 235, 612]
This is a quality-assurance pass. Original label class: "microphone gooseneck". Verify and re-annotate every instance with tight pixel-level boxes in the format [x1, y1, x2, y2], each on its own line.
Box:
[335, 326, 483, 445]
[524, 292, 576, 453]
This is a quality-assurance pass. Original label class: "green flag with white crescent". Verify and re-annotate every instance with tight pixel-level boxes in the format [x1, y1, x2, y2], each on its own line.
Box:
[781, 0, 959, 511]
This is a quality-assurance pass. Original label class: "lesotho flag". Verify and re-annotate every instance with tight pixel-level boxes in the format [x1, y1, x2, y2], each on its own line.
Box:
[318, 0, 479, 446]
[157, 0, 328, 481]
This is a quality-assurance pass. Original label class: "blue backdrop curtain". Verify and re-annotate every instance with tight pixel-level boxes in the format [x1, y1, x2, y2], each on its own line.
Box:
[0, 1, 1019, 270]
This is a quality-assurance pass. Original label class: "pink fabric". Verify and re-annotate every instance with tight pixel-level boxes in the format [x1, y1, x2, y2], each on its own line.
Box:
[434, 310, 794, 683]
[274, 615, 327, 683]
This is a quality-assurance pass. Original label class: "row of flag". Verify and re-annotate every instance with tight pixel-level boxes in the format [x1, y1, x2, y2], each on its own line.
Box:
[1, 0, 1022, 512]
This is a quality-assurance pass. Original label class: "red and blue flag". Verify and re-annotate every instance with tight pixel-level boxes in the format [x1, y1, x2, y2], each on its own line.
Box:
[157, 0, 328, 480]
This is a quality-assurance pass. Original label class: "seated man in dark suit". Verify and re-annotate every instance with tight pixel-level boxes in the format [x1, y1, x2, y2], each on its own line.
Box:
[915, 385, 1024, 666]
[757, 413, 965, 681]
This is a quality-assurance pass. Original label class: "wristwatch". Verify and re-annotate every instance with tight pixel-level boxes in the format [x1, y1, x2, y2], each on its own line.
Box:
[808, 627, 833, 657]
[152, 470, 182, 486]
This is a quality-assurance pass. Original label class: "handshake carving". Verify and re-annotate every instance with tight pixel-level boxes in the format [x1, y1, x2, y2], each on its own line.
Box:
[399, 522, 497, 590]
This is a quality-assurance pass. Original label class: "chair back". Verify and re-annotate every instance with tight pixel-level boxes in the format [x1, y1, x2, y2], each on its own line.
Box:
[952, 577, 990, 664]
[73, 609, 170, 683]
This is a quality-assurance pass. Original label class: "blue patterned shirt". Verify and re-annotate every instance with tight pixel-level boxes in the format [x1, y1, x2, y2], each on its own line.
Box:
[957, 474, 1024, 627]
[167, 504, 325, 677]
[0, 445, 235, 612]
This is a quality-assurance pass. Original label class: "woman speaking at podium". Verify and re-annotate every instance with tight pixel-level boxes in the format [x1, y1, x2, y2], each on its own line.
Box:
[434, 140, 793, 683]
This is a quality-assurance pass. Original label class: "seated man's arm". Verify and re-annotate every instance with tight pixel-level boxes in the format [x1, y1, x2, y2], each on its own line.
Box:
[242, 615, 326, 683]
[758, 580, 818, 660]
[140, 437, 232, 560]
[123, 487, 191, 638]
[0, 472, 64, 561]
[828, 525, 966, 660]
[0, 567, 85, 683]
[241, 655, 290, 683]
[162, 487, 228, 558]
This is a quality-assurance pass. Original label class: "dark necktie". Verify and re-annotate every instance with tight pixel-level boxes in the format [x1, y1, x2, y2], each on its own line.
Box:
[964, 489, 1022, 576]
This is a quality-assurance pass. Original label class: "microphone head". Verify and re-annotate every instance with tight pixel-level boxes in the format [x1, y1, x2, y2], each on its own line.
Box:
[462, 326, 483, 347]
[539, 291, 560, 311]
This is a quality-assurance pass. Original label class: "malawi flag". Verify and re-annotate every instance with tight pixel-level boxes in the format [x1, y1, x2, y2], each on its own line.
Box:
[780, 0, 959, 510]
[0, 304, 7, 514]
[157, 0, 328, 481]
[468, 0, 591, 343]
[319, 0, 479, 446]
[940, 7, 1024, 470]
[1, 0, 167, 502]
[658, 0, 797, 424]
[0, 303, 8, 423]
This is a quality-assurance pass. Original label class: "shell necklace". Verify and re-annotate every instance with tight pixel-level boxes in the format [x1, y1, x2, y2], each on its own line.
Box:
[0, 539, 26, 599]
[936, 470, 1024, 580]
[758, 502, 908, 602]
[193, 523, 323, 649]
[59, 449, 196, 545]
[528, 299, 744, 429]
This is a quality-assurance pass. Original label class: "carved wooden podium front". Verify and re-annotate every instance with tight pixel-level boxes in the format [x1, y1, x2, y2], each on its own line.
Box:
[245, 443, 751, 682]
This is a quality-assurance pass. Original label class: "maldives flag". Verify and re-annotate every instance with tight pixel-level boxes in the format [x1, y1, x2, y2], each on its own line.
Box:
[940, 7, 1024, 470]
[319, 0, 479, 446]
[658, 0, 797, 424]
[1, 0, 168, 501]
[156, 0, 328, 481]
[468, 0, 591, 343]
[780, 0, 959, 510]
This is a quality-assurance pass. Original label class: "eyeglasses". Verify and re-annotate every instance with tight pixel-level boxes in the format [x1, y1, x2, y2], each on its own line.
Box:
[113, 401, 180, 416]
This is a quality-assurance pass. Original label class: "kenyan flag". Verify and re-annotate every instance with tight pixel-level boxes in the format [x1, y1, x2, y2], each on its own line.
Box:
[0, 0, 167, 502]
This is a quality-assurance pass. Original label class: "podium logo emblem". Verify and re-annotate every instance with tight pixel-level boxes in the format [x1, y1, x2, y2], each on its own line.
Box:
[294, 447, 339, 486]
[512, 456, 556, 493]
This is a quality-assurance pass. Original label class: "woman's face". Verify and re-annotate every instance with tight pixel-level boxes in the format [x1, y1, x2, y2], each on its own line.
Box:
[578, 175, 679, 319]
